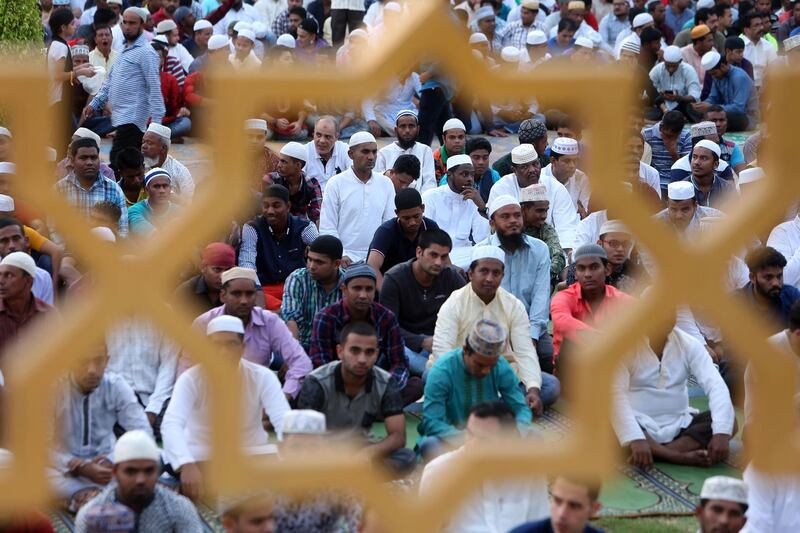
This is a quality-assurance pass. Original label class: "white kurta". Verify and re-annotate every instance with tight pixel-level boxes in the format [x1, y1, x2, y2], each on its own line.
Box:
[422, 184, 489, 250]
[489, 172, 580, 249]
[573, 209, 607, 249]
[319, 168, 395, 262]
[767, 215, 800, 287]
[742, 467, 800, 533]
[541, 164, 591, 214]
[419, 447, 549, 533]
[303, 140, 352, 192]
[611, 328, 735, 445]
[160, 359, 290, 469]
[375, 142, 437, 193]
[639, 162, 662, 198]
[161, 155, 196, 200]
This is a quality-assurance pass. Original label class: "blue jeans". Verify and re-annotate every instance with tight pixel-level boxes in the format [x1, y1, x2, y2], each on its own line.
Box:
[167, 116, 192, 138]
[537, 372, 561, 406]
[82, 115, 114, 137]
[405, 347, 430, 378]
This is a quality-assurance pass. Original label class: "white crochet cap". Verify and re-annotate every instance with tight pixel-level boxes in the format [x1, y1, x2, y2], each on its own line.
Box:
[206, 315, 245, 336]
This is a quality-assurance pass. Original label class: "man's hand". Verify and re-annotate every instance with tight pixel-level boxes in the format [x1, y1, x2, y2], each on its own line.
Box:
[81, 105, 96, 122]
[340, 255, 353, 268]
[692, 102, 711, 113]
[461, 187, 486, 211]
[707, 434, 730, 464]
[289, 120, 303, 135]
[276, 118, 290, 130]
[628, 439, 653, 470]
[179, 463, 203, 501]
[368, 120, 382, 137]
[80, 461, 113, 485]
[420, 336, 434, 353]
[146, 412, 157, 427]
[661, 92, 678, 102]
[75, 65, 96, 78]
[525, 387, 543, 417]
[177, 107, 191, 118]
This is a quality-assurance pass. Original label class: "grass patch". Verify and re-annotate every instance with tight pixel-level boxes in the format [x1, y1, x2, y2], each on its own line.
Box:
[592, 515, 696, 532]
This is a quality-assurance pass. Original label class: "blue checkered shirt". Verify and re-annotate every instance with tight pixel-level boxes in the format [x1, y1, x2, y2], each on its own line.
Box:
[55, 173, 129, 237]
[281, 267, 343, 351]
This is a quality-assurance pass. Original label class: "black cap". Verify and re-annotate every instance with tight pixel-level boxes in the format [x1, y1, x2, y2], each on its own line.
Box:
[724, 36, 745, 51]
[394, 188, 423, 210]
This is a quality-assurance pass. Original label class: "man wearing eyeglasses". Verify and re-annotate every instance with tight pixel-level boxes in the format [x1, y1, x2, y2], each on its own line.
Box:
[565, 219, 642, 294]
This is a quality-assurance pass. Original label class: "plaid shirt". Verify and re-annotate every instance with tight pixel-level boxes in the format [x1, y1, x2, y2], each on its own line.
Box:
[310, 300, 409, 388]
[501, 20, 543, 49]
[272, 10, 318, 38]
[263, 171, 323, 224]
[54, 172, 129, 237]
[281, 267, 343, 351]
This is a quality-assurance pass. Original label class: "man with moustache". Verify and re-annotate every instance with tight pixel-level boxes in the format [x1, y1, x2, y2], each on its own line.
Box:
[140, 122, 195, 202]
[304, 116, 352, 191]
[737, 247, 800, 334]
[375, 110, 436, 193]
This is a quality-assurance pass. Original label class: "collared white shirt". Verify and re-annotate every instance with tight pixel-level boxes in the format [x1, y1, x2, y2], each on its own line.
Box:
[161, 359, 290, 469]
[743, 37, 778, 88]
[161, 155, 196, 200]
[419, 446, 549, 533]
[169, 43, 196, 73]
[106, 317, 179, 415]
[375, 142, 436, 193]
[213, 4, 264, 34]
[89, 48, 118, 73]
[541, 164, 591, 214]
[319, 168, 395, 262]
[489, 172, 580, 249]
[767, 215, 800, 287]
[422, 184, 489, 250]
[649, 61, 701, 110]
[611, 328, 735, 445]
[303, 140, 352, 192]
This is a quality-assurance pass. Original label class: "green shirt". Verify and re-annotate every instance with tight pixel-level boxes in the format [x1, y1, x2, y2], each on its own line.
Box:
[525, 222, 566, 284]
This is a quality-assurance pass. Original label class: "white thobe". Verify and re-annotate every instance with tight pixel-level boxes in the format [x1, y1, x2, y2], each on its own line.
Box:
[611, 328, 735, 445]
[303, 140, 352, 192]
[489, 172, 580, 249]
[422, 185, 490, 250]
[541, 164, 591, 214]
[742, 467, 800, 533]
[319, 169, 395, 262]
[161, 359, 289, 469]
[161, 155, 196, 200]
[767, 215, 800, 287]
[419, 447, 549, 533]
[573, 209, 607, 249]
[375, 142, 436, 193]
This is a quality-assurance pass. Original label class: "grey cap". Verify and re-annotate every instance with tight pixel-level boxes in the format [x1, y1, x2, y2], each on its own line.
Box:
[573, 243, 608, 262]
[341, 263, 377, 284]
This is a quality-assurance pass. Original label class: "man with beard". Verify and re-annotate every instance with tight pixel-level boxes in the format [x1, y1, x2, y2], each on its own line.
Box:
[176, 242, 237, 314]
[262, 142, 322, 224]
[83, 7, 165, 175]
[367, 188, 440, 287]
[140, 122, 195, 202]
[680, 139, 736, 209]
[74, 430, 201, 531]
[737, 247, 800, 334]
[375, 110, 436, 194]
[303, 116, 352, 192]
[566, 220, 641, 294]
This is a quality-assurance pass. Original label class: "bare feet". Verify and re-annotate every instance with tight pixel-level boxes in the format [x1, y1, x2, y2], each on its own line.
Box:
[673, 449, 711, 466]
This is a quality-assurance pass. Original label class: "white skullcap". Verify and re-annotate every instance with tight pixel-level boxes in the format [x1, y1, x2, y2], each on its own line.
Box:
[522, 0, 541, 9]
[245, 118, 268, 131]
[207, 315, 246, 336]
[511, 143, 538, 164]
[694, 139, 721, 158]
[385, 2, 402, 13]
[471, 245, 505, 264]
[690, 121, 717, 138]
[107, 0, 123, 5]
[446, 154, 473, 170]
[667, 181, 695, 201]
[632, 13, 653, 28]
[221, 266, 259, 286]
[194, 19, 212, 32]
[488, 194, 521, 217]
[574, 36, 594, 49]
[45, 147, 58, 162]
[281, 410, 327, 437]
[0, 252, 36, 278]
[701, 50, 722, 71]
[527, 30, 548, 46]
[147, 122, 171, 140]
[700, 476, 748, 505]
[697, 0, 715, 9]
[475, 5, 495, 20]
[443, 118, 466, 133]
[620, 36, 641, 54]
[156, 19, 177, 34]
[0, 162, 15, 174]
[90, 226, 116, 243]
[520, 183, 548, 203]
[551, 137, 579, 156]
[73, 127, 101, 145]
[208, 34, 229, 51]
[349, 28, 368, 41]
[469, 32, 489, 44]
[252, 21, 268, 39]
[0, 127, 11, 138]
[153, 34, 169, 44]
[114, 430, 160, 464]
[738, 167, 764, 185]
[144, 167, 171, 187]
[785, 34, 800, 52]
[276, 34, 296, 49]
[280, 141, 307, 162]
[233, 21, 251, 32]
[348, 131, 376, 148]
[663, 45, 682, 63]
[237, 29, 255, 43]
[0, 195, 14, 211]
[124, 7, 149, 22]
[599, 219, 630, 236]
[501, 46, 521, 63]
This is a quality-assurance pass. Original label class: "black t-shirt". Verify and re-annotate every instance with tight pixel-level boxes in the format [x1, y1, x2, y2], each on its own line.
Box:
[509, 518, 605, 533]
[368, 217, 439, 274]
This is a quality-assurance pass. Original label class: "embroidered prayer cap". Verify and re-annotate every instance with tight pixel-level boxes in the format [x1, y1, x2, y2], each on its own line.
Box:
[83, 503, 135, 532]
[467, 319, 508, 357]
[156, 20, 177, 34]
[90, 227, 116, 243]
[632, 13, 653, 28]
[526, 30, 548, 45]
[0, 163, 15, 174]
[143, 167, 171, 187]
[237, 29, 255, 43]
[475, 6, 495, 20]
[690, 24, 711, 40]
[488, 194, 521, 218]
[501, 46, 521, 63]
[471, 245, 505, 265]
[221, 267, 259, 286]
[395, 188, 423, 210]
[73, 127, 102, 145]
[567, 1, 586, 9]
[280, 141, 307, 162]
[395, 109, 418, 123]
[663, 45, 682, 63]
[700, 476, 748, 505]
[114, 429, 161, 464]
[599, 219, 631, 236]
[0, 252, 36, 278]
[282, 410, 327, 436]
[0, 127, 10, 138]
[124, 7, 150, 22]
[348, 131, 376, 148]
[667, 181, 696, 201]
[518, 119, 547, 142]
[511, 143, 538, 164]
[208, 35, 230, 51]
[620, 37, 641, 54]
[694, 139, 721, 158]
[519, 183, 548, 203]
[202, 243, 236, 268]
[207, 315, 246, 336]
[442, 118, 467, 133]
[738, 167, 764, 185]
[522, 0, 541, 9]
[194, 19, 213, 32]
[70, 44, 90, 57]
[573, 243, 608, 262]
[276, 34, 296, 49]
[0, 194, 13, 211]
[784, 34, 800, 52]
[446, 154, 473, 170]
[245, 118, 268, 131]
[551, 137, 579, 156]
[574, 36, 594, 49]
[690, 121, 717, 139]
[146, 122, 171, 141]
[701, 50, 722, 71]
[469, 32, 489, 44]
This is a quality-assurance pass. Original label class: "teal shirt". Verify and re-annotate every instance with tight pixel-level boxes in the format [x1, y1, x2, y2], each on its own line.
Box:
[128, 200, 179, 236]
[418, 348, 532, 444]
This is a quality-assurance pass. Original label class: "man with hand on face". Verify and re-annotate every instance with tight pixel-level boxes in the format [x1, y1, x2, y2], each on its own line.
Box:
[737, 247, 800, 334]
[375, 110, 436, 194]
[74, 430, 202, 532]
[303, 116, 352, 192]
